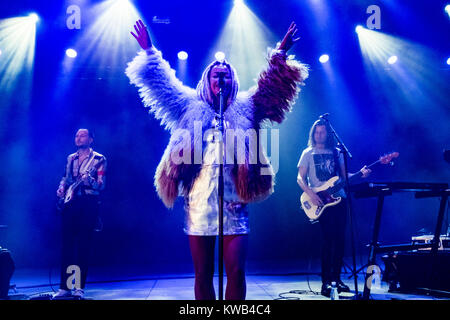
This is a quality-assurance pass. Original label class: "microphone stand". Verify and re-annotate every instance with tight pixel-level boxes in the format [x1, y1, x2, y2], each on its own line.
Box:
[320, 114, 361, 299]
[217, 75, 225, 301]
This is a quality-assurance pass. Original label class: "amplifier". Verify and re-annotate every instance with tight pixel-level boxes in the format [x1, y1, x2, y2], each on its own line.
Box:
[382, 251, 450, 293]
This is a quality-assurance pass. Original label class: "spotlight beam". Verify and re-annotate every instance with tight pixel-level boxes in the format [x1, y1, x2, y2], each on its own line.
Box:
[74, 0, 142, 69]
[209, 1, 276, 89]
[356, 27, 449, 122]
[0, 16, 37, 91]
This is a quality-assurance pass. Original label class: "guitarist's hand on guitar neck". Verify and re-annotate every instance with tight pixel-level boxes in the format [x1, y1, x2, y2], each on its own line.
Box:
[359, 165, 371, 178]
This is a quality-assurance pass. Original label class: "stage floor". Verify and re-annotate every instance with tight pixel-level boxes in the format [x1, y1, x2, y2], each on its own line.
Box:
[7, 269, 448, 300]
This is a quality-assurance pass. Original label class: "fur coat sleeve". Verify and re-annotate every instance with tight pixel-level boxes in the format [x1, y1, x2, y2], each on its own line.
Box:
[125, 47, 197, 131]
[251, 50, 309, 124]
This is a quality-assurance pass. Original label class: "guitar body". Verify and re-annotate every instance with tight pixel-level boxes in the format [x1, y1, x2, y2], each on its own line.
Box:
[64, 184, 77, 204]
[56, 181, 80, 212]
[300, 176, 342, 221]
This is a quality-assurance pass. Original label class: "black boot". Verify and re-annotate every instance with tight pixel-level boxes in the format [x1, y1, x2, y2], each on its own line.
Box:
[321, 283, 332, 297]
[336, 280, 350, 293]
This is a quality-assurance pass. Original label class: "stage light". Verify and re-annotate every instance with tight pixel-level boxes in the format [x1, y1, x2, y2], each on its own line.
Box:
[209, 0, 275, 88]
[215, 51, 225, 61]
[447, 57, 450, 65]
[445, 4, 450, 17]
[357, 27, 448, 122]
[74, 0, 142, 70]
[319, 54, 329, 63]
[66, 48, 77, 58]
[177, 51, 188, 60]
[355, 25, 364, 34]
[28, 13, 39, 23]
[0, 16, 37, 91]
[356, 28, 401, 67]
[177, 51, 188, 83]
[387, 55, 398, 64]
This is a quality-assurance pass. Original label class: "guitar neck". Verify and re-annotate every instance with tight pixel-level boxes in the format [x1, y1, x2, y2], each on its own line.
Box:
[326, 151, 398, 195]
[350, 159, 380, 180]
[328, 159, 381, 194]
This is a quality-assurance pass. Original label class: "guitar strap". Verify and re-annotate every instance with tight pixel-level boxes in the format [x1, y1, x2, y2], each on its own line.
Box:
[80, 151, 96, 176]
[69, 156, 75, 181]
[78, 152, 96, 196]
[333, 148, 341, 178]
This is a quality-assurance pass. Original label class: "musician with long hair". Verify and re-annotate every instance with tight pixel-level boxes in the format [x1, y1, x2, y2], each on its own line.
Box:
[297, 119, 370, 297]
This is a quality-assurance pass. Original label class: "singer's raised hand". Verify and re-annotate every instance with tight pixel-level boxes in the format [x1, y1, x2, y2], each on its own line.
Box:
[130, 19, 152, 50]
[279, 21, 300, 53]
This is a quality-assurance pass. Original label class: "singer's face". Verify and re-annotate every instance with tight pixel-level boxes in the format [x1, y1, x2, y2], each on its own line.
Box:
[209, 65, 232, 97]
[314, 125, 328, 145]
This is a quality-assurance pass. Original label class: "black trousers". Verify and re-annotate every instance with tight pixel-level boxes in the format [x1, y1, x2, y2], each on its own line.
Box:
[59, 195, 99, 290]
[319, 200, 347, 285]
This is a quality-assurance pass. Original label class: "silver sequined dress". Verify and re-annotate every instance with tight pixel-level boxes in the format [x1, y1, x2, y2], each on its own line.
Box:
[183, 116, 249, 236]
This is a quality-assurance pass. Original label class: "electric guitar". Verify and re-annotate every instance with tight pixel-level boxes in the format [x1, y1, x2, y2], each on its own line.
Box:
[57, 158, 105, 211]
[300, 152, 399, 222]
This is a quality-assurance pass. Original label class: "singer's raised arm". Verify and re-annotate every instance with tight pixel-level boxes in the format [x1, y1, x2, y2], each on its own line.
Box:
[250, 22, 309, 124]
[125, 20, 196, 132]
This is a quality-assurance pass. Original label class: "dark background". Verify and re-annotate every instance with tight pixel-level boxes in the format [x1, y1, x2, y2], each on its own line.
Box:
[0, 0, 449, 277]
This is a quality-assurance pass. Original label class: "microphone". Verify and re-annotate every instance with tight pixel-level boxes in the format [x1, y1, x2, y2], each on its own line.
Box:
[217, 72, 227, 91]
[319, 113, 330, 120]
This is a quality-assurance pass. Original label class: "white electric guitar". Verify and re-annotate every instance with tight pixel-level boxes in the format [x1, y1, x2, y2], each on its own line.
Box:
[300, 152, 399, 222]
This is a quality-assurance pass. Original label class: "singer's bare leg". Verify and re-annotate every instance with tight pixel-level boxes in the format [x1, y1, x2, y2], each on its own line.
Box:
[189, 235, 216, 300]
[224, 234, 248, 300]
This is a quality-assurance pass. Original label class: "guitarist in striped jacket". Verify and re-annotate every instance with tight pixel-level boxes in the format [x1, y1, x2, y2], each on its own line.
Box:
[297, 119, 370, 297]
[54, 128, 107, 299]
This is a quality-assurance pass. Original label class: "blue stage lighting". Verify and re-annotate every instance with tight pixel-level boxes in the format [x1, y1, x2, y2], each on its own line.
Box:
[319, 54, 329, 63]
[387, 55, 398, 65]
[177, 51, 188, 60]
[0, 16, 37, 91]
[66, 48, 77, 58]
[215, 51, 225, 61]
[209, 0, 273, 88]
[73, 0, 141, 68]
[29, 13, 39, 23]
